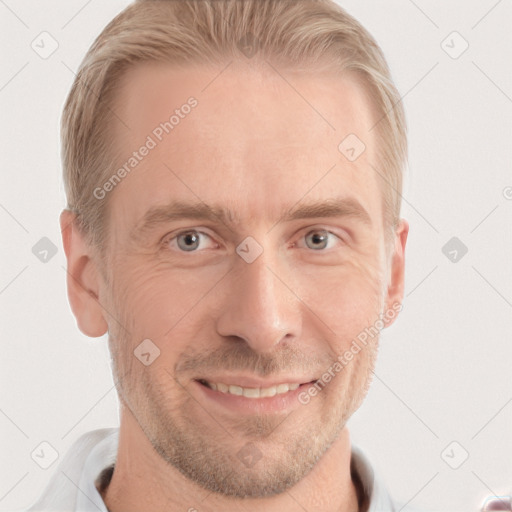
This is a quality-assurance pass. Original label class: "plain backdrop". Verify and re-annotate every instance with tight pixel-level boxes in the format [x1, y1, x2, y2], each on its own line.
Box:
[1, 1, 511, 511]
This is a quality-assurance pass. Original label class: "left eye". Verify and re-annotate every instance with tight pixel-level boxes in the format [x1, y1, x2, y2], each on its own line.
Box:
[168, 230, 217, 252]
[299, 230, 342, 251]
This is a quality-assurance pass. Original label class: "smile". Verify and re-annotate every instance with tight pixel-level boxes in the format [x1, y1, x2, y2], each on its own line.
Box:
[198, 379, 301, 398]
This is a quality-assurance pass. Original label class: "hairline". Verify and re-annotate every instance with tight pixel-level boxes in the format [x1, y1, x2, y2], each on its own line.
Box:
[94, 58, 397, 259]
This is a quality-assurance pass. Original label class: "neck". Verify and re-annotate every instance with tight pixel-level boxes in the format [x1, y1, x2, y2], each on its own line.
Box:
[101, 407, 360, 512]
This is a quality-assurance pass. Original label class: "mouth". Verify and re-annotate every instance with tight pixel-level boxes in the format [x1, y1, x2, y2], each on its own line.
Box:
[194, 377, 318, 414]
[197, 378, 315, 398]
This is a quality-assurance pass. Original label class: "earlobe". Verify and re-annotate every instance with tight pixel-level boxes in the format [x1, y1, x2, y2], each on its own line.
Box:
[60, 210, 109, 338]
[384, 218, 409, 327]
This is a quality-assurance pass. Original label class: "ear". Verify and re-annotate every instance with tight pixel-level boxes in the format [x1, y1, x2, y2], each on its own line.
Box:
[383, 218, 409, 327]
[60, 210, 108, 337]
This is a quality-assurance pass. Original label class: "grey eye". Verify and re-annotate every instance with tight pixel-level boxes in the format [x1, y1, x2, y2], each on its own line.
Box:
[176, 231, 201, 251]
[305, 230, 329, 250]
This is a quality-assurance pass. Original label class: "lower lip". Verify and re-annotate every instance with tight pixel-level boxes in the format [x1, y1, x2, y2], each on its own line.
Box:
[194, 380, 316, 414]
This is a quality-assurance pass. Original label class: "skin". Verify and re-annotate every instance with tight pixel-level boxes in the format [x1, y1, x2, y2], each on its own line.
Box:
[60, 60, 408, 512]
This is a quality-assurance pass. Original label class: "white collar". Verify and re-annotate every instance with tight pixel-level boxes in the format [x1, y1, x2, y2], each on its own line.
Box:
[26, 427, 402, 512]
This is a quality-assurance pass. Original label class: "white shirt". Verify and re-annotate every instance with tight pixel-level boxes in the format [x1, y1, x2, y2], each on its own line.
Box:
[20, 428, 422, 512]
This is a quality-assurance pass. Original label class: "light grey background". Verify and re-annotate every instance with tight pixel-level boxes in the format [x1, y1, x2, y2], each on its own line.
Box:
[1, 1, 511, 511]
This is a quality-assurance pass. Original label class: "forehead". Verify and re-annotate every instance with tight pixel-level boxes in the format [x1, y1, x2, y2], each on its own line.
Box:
[107, 61, 381, 234]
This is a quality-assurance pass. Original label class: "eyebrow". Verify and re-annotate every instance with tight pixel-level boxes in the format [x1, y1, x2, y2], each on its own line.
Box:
[130, 196, 372, 241]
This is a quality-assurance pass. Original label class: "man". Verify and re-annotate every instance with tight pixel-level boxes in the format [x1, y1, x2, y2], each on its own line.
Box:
[25, 0, 413, 510]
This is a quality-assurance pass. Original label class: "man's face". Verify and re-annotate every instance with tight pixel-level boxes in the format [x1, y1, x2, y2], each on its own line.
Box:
[100, 61, 395, 497]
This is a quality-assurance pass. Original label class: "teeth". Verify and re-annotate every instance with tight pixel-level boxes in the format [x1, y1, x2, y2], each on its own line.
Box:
[229, 385, 243, 396]
[276, 383, 290, 394]
[217, 382, 229, 393]
[243, 387, 260, 398]
[204, 380, 301, 398]
[260, 386, 277, 398]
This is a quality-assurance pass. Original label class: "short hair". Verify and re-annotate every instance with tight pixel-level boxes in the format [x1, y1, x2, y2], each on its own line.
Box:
[62, 0, 407, 256]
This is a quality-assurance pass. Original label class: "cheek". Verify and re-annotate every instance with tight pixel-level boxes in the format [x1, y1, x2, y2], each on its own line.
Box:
[293, 255, 386, 349]
[110, 257, 224, 340]
[110, 239, 386, 347]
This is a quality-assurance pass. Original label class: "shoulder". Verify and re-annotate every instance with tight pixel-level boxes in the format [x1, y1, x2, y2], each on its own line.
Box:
[350, 443, 439, 512]
[18, 428, 119, 512]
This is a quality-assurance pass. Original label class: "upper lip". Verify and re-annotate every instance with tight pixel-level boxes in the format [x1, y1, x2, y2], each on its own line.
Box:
[196, 375, 317, 388]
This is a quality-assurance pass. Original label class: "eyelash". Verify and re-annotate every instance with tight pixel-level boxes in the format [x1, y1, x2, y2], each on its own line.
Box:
[163, 228, 346, 253]
[164, 230, 218, 252]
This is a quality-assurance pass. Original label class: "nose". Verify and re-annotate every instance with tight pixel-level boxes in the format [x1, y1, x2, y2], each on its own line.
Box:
[215, 246, 302, 352]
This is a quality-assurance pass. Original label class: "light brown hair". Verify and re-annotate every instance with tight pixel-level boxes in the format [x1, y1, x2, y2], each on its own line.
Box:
[61, 0, 407, 256]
